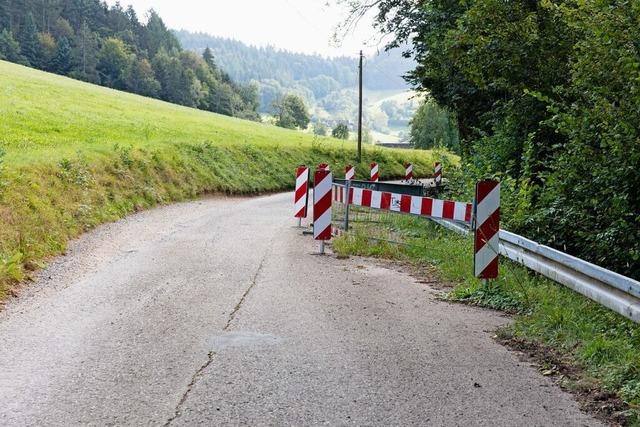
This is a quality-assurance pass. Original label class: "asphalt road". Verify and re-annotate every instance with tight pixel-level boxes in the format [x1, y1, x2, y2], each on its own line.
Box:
[0, 193, 599, 426]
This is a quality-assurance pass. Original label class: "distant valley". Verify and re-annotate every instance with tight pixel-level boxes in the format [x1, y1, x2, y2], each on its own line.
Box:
[175, 30, 419, 143]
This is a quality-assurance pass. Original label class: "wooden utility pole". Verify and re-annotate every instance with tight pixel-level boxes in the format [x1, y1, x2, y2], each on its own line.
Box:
[357, 50, 363, 162]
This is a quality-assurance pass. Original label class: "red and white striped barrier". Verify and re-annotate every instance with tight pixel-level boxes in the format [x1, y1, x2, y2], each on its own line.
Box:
[333, 184, 472, 224]
[294, 166, 309, 223]
[405, 163, 413, 182]
[314, 167, 333, 253]
[474, 180, 500, 279]
[345, 164, 355, 181]
[370, 162, 379, 182]
[434, 162, 443, 186]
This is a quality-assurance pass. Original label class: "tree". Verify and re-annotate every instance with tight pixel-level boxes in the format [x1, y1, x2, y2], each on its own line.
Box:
[125, 58, 160, 97]
[202, 47, 216, 70]
[18, 12, 41, 66]
[332, 123, 349, 140]
[410, 99, 459, 153]
[51, 36, 72, 74]
[71, 21, 100, 83]
[97, 37, 130, 89]
[37, 32, 57, 70]
[313, 122, 328, 136]
[272, 94, 310, 129]
[0, 1, 10, 31]
[143, 10, 180, 56]
[0, 29, 26, 63]
[237, 83, 260, 117]
[0, 1, 267, 124]
[52, 17, 74, 40]
[152, 48, 196, 107]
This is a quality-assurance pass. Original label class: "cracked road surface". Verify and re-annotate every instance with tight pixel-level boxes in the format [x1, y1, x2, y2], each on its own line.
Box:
[0, 193, 599, 426]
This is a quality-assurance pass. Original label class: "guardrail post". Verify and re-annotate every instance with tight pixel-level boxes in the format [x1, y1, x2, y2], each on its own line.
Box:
[344, 179, 351, 231]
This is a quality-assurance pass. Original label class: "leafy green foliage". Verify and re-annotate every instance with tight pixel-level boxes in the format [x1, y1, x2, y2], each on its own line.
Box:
[332, 123, 349, 140]
[313, 122, 328, 136]
[410, 98, 459, 153]
[347, 0, 640, 279]
[272, 94, 310, 130]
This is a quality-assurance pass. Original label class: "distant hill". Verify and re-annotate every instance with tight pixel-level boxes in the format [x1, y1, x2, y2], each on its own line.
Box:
[174, 30, 417, 138]
[174, 30, 413, 93]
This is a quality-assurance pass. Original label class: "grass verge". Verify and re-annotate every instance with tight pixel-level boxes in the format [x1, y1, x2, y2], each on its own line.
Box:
[0, 60, 453, 301]
[333, 214, 640, 425]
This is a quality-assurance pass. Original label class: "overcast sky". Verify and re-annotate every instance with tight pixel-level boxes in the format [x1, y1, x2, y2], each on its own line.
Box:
[105, 0, 379, 57]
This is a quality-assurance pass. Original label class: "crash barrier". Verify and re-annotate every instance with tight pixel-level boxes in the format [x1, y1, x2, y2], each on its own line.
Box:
[333, 184, 472, 223]
[296, 162, 451, 254]
[428, 217, 640, 323]
[333, 179, 425, 197]
[332, 179, 499, 279]
[301, 164, 640, 323]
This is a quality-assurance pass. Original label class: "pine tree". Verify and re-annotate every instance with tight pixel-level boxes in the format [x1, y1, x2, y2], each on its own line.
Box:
[71, 20, 99, 83]
[202, 47, 216, 70]
[0, 29, 25, 63]
[18, 12, 41, 66]
[52, 36, 71, 74]
[0, 0, 10, 31]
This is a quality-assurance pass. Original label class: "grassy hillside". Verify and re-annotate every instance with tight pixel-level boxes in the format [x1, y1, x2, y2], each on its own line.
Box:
[0, 61, 449, 301]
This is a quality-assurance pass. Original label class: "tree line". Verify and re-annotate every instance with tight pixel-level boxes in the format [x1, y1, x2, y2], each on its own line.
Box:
[0, 0, 259, 120]
[344, 0, 640, 280]
[175, 29, 415, 132]
[175, 30, 413, 95]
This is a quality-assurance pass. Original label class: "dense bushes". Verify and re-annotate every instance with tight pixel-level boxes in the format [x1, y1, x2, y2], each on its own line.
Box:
[345, 0, 640, 279]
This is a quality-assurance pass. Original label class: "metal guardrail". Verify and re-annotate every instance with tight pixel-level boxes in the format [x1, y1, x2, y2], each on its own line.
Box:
[333, 179, 425, 196]
[428, 218, 640, 323]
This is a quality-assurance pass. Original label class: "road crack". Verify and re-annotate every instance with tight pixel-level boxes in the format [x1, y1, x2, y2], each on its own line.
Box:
[163, 351, 215, 427]
[164, 244, 271, 425]
[223, 250, 268, 331]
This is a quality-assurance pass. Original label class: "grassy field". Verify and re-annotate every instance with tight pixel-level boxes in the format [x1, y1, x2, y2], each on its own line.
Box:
[0, 60, 451, 301]
[333, 214, 640, 424]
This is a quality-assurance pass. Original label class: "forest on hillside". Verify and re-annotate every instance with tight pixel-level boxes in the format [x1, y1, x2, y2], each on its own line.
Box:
[175, 30, 417, 135]
[347, 0, 640, 279]
[0, 0, 259, 120]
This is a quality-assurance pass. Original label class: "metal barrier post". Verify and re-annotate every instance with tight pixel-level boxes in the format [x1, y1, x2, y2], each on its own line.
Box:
[344, 179, 351, 231]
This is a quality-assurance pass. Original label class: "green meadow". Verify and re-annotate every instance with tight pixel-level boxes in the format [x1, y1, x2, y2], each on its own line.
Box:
[0, 60, 448, 299]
